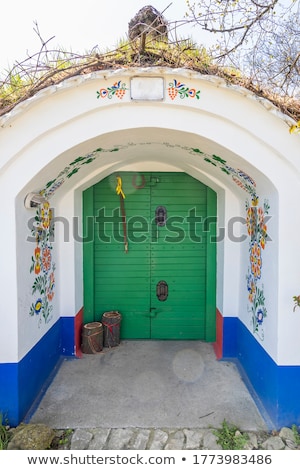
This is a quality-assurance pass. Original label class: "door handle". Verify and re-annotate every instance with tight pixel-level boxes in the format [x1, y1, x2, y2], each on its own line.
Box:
[156, 280, 168, 301]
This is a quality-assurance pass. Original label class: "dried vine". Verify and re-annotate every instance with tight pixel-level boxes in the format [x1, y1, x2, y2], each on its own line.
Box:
[0, 17, 299, 122]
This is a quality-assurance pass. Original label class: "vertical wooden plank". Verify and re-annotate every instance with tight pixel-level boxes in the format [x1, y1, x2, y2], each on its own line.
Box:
[205, 187, 217, 341]
[93, 172, 151, 338]
[83, 186, 95, 323]
[150, 172, 208, 339]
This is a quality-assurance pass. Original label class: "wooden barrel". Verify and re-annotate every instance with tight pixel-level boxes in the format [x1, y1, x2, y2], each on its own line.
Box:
[81, 322, 103, 354]
[102, 311, 121, 347]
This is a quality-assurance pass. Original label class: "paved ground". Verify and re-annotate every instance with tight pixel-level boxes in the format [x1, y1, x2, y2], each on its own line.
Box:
[60, 427, 264, 450]
[29, 341, 270, 432]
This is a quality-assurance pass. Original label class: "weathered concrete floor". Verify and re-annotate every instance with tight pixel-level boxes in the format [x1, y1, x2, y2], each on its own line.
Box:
[29, 341, 269, 432]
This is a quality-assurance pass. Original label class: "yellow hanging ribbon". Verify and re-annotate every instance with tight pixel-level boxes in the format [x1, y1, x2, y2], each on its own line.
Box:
[116, 176, 125, 199]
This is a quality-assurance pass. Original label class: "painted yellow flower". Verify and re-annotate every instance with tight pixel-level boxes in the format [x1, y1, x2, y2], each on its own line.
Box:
[246, 207, 254, 235]
[40, 201, 50, 230]
[34, 298, 42, 314]
[34, 246, 41, 274]
[248, 279, 256, 303]
[250, 242, 262, 280]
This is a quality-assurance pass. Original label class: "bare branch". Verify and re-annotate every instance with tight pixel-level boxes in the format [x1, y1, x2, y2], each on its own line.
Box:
[0, 4, 299, 121]
[186, 0, 300, 95]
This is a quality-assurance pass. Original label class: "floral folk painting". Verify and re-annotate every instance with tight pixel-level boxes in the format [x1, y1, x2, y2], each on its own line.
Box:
[167, 79, 201, 100]
[29, 201, 55, 325]
[246, 197, 270, 339]
[96, 81, 128, 100]
[96, 79, 201, 102]
[37, 142, 270, 339]
[198, 149, 270, 339]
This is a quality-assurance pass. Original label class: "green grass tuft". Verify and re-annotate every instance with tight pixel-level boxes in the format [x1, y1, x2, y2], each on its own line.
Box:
[214, 419, 249, 450]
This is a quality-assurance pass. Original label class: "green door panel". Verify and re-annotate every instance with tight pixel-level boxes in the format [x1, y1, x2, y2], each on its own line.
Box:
[83, 172, 216, 340]
[92, 172, 151, 339]
[149, 173, 208, 339]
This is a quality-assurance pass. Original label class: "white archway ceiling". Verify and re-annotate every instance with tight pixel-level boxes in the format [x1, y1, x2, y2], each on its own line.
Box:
[30, 127, 271, 203]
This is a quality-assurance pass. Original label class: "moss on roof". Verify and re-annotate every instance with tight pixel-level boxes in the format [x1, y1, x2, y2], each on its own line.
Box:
[0, 41, 299, 122]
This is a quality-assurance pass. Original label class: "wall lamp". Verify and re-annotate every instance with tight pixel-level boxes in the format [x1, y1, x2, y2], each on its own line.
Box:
[24, 192, 47, 209]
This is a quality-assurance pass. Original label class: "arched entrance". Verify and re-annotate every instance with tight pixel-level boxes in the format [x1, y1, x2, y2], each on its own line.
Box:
[83, 171, 216, 340]
[1, 66, 300, 428]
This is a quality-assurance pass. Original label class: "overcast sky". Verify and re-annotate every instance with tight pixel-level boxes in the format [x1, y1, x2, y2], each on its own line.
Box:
[0, 1, 211, 76]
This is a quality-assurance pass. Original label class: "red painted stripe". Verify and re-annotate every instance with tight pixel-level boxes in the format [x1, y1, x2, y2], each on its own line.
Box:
[213, 308, 223, 359]
[75, 307, 83, 358]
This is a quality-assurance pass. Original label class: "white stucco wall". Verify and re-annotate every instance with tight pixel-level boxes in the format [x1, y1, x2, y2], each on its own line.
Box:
[0, 67, 299, 365]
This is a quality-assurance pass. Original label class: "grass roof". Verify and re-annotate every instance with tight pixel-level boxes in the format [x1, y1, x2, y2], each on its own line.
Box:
[0, 40, 299, 123]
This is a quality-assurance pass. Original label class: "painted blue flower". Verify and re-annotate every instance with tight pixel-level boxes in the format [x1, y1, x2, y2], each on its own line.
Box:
[256, 308, 264, 325]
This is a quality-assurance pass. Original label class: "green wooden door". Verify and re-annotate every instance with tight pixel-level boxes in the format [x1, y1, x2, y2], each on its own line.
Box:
[83, 172, 216, 340]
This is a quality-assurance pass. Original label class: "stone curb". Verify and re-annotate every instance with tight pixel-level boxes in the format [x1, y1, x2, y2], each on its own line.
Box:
[6, 425, 300, 450]
[67, 427, 300, 451]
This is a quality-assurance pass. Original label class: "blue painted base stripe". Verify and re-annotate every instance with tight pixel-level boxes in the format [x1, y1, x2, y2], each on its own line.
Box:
[0, 320, 62, 426]
[223, 316, 300, 429]
[0, 363, 19, 425]
[2, 314, 300, 428]
[61, 316, 76, 356]
[23, 356, 65, 424]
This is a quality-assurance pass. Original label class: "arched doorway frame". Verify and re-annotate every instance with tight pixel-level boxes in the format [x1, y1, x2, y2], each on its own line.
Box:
[1, 68, 300, 428]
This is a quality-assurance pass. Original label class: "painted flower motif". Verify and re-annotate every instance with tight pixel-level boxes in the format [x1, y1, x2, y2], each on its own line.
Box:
[45, 179, 63, 198]
[245, 197, 269, 338]
[35, 226, 43, 244]
[47, 272, 55, 301]
[188, 88, 196, 97]
[250, 241, 262, 280]
[30, 204, 55, 323]
[42, 246, 52, 273]
[246, 206, 257, 239]
[256, 308, 264, 325]
[232, 176, 247, 192]
[98, 88, 108, 98]
[34, 246, 41, 274]
[257, 207, 264, 224]
[237, 170, 256, 187]
[34, 298, 42, 314]
[247, 275, 256, 303]
[167, 80, 201, 100]
[40, 201, 50, 230]
[257, 208, 268, 249]
[97, 81, 127, 99]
